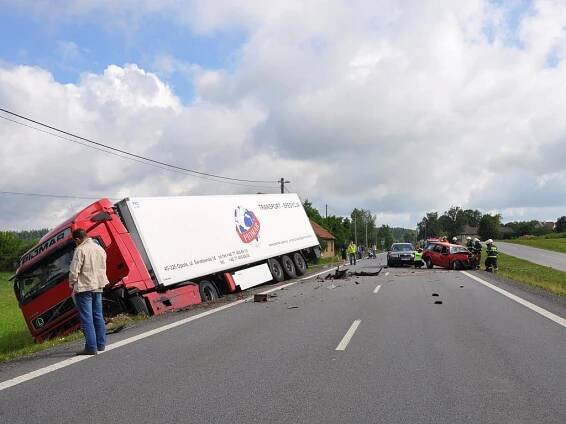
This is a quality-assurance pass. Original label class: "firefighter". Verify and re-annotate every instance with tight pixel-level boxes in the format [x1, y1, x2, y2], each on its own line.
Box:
[485, 239, 498, 272]
[347, 240, 357, 265]
[473, 238, 482, 270]
[466, 236, 473, 250]
[452, 236, 459, 245]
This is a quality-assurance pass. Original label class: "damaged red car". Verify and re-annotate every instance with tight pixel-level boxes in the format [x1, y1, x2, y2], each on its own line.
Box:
[422, 242, 473, 270]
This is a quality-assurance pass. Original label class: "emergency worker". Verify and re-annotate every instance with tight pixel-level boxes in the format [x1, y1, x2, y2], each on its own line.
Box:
[347, 241, 357, 265]
[485, 239, 498, 272]
[452, 237, 459, 245]
[473, 238, 482, 270]
[466, 236, 473, 250]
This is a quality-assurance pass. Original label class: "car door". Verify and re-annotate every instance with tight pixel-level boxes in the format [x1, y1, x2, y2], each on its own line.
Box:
[439, 245, 450, 268]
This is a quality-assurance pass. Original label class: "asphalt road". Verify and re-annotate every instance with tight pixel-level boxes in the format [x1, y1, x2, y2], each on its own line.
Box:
[1, 256, 565, 423]
[497, 241, 566, 272]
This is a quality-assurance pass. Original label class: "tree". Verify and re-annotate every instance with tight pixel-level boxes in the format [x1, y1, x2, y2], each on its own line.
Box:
[417, 212, 441, 240]
[555, 216, 566, 233]
[350, 208, 376, 247]
[302, 199, 323, 224]
[478, 214, 501, 240]
[462, 209, 482, 227]
[376, 225, 394, 251]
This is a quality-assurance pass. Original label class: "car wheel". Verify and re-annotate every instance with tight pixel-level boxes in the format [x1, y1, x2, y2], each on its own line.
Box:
[452, 260, 461, 270]
[425, 257, 433, 269]
[292, 252, 307, 276]
[268, 258, 285, 282]
[280, 255, 297, 279]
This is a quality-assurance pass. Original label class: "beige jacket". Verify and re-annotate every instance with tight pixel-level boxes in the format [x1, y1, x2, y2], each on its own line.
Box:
[69, 238, 110, 293]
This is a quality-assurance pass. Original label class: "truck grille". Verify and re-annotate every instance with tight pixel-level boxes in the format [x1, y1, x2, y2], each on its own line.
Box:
[32, 297, 76, 331]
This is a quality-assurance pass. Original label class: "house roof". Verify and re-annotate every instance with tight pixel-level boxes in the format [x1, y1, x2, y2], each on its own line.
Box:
[310, 219, 335, 240]
[460, 225, 479, 235]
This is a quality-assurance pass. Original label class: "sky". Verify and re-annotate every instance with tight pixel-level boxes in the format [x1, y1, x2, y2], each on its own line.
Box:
[1, 0, 566, 230]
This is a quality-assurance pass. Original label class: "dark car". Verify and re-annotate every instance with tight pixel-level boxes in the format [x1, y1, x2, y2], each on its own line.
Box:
[387, 243, 417, 267]
[422, 242, 473, 270]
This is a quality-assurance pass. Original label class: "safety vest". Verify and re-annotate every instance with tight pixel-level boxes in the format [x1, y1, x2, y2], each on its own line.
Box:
[486, 245, 498, 258]
[414, 251, 423, 261]
[347, 243, 357, 254]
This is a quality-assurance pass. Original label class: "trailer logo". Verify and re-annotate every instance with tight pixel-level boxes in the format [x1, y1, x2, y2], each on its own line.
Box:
[234, 206, 261, 244]
[20, 228, 72, 266]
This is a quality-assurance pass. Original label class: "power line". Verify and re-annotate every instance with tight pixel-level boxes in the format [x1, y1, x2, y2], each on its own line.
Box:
[0, 107, 278, 185]
[0, 191, 121, 201]
[0, 115, 275, 191]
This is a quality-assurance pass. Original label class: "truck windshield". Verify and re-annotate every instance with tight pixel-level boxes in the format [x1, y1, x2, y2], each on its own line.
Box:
[14, 245, 74, 304]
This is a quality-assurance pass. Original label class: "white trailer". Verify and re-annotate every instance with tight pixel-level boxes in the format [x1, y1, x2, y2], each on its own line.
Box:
[116, 193, 320, 293]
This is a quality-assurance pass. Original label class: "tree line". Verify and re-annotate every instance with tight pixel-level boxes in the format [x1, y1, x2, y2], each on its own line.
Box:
[417, 206, 566, 241]
[303, 200, 416, 251]
[0, 230, 49, 272]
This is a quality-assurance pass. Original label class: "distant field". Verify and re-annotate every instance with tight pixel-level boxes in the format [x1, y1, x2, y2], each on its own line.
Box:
[497, 253, 566, 297]
[506, 236, 566, 254]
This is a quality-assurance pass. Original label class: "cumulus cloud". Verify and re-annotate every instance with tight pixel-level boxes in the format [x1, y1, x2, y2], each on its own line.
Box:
[2, 0, 566, 229]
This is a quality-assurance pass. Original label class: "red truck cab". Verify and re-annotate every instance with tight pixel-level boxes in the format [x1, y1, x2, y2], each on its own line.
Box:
[13, 199, 200, 342]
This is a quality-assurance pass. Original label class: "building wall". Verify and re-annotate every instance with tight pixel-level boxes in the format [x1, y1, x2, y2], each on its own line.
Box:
[322, 239, 335, 257]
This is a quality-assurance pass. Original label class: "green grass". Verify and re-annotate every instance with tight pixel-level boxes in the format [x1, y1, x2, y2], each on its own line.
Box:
[505, 235, 566, 254]
[497, 253, 566, 297]
[0, 272, 146, 363]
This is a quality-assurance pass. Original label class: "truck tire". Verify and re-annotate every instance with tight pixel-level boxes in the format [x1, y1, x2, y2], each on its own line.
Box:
[268, 258, 285, 282]
[199, 280, 219, 302]
[292, 252, 307, 276]
[280, 255, 297, 279]
[128, 294, 150, 315]
[425, 257, 433, 269]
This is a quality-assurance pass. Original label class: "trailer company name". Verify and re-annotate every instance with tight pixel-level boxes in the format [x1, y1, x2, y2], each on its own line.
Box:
[20, 228, 71, 266]
[257, 202, 300, 210]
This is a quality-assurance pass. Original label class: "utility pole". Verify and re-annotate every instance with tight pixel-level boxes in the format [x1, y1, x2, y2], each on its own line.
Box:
[325, 204, 328, 219]
[365, 221, 368, 248]
[354, 218, 357, 245]
[280, 177, 290, 194]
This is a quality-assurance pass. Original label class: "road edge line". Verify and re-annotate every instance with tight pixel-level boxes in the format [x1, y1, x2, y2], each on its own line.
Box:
[461, 271, 566, 329]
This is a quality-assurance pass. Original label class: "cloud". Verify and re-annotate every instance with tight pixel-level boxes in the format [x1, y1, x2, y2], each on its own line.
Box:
[2, 0, 566, 230]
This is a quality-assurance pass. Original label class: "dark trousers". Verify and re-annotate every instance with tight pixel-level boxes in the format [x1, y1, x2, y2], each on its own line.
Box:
[349, 253, 357, 265]
[485, 257, 498, 270]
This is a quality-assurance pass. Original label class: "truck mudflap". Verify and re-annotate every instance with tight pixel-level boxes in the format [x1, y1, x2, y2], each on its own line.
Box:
[144, 284, 200, 315]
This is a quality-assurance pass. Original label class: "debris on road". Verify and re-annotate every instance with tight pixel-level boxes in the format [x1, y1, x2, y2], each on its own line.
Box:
[434, 300, 443, 305]
[287, 305, 299, 309]
[432, 293, 439, 297]
[254, 294, 268, 302]
[327, 284, 337, 290]
[351, 267, 383, 277]
[354, 281, 360, 285]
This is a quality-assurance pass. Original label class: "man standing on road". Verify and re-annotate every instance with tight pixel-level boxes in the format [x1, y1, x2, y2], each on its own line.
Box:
[347, 240, 357, 265]
[69, 229, 109, 355]
[466, 236, 473, 249]
[485, 239, 499, 272]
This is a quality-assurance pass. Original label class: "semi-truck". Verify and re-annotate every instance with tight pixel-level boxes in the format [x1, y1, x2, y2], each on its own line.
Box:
[13, 193, 321, 342]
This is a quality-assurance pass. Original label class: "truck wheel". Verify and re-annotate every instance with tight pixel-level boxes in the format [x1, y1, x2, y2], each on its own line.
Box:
[199, 281, 219, 302]
[268, 258, 285, 282]
[292, 252, 307, 276]
[425, 258, 433, 269]
[128, 294, 149, 315]
[280, 255, 297, 279]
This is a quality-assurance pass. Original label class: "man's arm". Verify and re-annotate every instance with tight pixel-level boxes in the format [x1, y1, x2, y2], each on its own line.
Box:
[69, 249, 83, 291]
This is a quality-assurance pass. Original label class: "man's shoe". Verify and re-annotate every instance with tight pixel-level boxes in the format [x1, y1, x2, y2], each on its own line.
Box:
[97, 346, 105, 352]
[75, 349, 97, 356]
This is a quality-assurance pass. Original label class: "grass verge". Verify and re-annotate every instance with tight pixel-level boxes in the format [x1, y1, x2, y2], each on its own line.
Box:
[505, 237, 566, 254]
[497, 253, 566, 297]
[0, 272, 146, 363]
